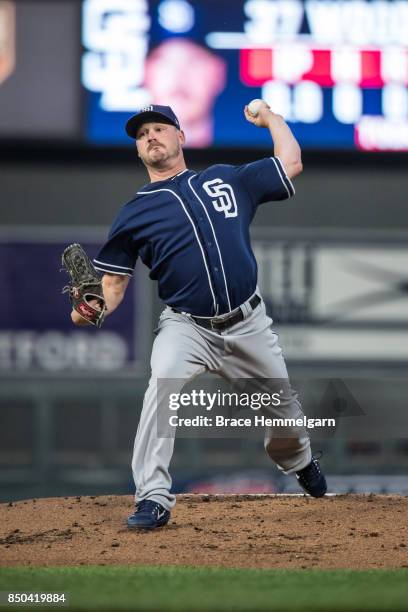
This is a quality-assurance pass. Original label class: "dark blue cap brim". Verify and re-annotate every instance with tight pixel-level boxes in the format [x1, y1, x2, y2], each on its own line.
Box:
[125, 111, 179, 139]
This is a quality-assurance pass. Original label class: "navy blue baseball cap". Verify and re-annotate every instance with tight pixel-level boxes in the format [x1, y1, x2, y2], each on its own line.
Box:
[125, 105, 181, 138]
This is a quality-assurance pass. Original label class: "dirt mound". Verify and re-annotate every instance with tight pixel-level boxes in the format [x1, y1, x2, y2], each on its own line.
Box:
[1, 494, 407, 569]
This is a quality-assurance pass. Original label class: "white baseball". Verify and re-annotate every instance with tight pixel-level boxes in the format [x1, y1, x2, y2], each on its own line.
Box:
[247, 99, 267, 117]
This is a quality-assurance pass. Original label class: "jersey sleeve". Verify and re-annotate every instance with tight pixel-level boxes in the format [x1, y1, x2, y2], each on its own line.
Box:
[234, 157, 295, 207]
[93, 223, 138, 277]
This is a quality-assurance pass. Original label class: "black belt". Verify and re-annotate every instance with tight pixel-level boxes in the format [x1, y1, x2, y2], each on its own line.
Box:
[172, 295, 261, 333]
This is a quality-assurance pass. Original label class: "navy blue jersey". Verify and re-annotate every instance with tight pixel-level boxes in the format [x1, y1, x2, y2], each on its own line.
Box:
[94, 157, 294, 316]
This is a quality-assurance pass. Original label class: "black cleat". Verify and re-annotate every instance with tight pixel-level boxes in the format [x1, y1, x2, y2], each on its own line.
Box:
[296, 454, 327, 498]
[127, 500, 170, 530]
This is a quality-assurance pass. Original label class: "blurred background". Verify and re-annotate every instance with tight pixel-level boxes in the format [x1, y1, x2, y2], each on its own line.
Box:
[1, 0, 408, 502]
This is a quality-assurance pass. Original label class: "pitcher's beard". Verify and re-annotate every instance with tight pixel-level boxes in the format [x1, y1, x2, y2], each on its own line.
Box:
[148, 149, 168, 167]
[143, 142, 181, 169]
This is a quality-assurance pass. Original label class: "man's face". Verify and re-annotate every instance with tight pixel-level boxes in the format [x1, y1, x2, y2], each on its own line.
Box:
[135, 121, 185, 168]
[145, 40, 226, 124]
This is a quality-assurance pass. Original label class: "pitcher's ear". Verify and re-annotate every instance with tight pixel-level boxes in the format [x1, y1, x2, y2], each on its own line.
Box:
[179, 130, 186, 145]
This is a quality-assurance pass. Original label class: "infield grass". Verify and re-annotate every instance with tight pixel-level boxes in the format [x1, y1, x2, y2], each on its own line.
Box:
[0, 566, 407, 611]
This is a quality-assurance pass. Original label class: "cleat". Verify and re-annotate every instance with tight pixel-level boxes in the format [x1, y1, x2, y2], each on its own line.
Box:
[296, 454, 327, 498]
[127, 499, 170, 530]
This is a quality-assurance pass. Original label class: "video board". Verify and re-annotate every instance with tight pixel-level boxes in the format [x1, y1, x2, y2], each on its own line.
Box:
[81, 0, 408, 150]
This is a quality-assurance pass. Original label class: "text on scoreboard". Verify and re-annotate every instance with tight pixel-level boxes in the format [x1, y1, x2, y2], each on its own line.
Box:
[81, 0, 408, 150]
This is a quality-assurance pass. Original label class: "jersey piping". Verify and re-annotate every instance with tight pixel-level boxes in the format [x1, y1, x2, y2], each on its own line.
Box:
[93, 259, 133, 271]
[137, 187, 218, 314]
[272, 157, 295, 197]
[171, 169, 189, 180]
[93, 265, 132, 277]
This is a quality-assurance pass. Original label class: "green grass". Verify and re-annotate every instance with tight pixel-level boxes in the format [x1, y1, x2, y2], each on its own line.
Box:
[0, 566, 407, 611]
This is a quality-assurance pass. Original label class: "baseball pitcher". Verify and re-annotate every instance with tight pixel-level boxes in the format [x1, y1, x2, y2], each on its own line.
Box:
[66, 101, 327, 529]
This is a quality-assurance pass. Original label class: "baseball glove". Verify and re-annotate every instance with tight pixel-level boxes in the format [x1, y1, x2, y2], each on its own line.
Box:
[61, 243, 107, 328]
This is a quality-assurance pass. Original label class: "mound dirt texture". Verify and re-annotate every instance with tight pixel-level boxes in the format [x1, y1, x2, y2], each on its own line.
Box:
[1, 495, 407, 569]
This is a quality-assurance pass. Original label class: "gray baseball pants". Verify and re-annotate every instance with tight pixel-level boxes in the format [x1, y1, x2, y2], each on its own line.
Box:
[131, 293, 311, 510]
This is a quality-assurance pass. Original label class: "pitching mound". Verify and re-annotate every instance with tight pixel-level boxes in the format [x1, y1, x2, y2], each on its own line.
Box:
[1, 494, 407, 569]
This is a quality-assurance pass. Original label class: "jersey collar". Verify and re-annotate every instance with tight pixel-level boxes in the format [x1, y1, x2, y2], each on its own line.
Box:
[140, 169, 191, 191]
[170, 169, 189, 180]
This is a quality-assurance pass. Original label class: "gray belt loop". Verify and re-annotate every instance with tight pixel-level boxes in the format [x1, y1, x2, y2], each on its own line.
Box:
[240, 298, 252, 319]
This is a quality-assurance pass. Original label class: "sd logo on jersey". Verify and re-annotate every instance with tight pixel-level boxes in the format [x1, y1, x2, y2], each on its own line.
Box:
[203, 179, 238, 219]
